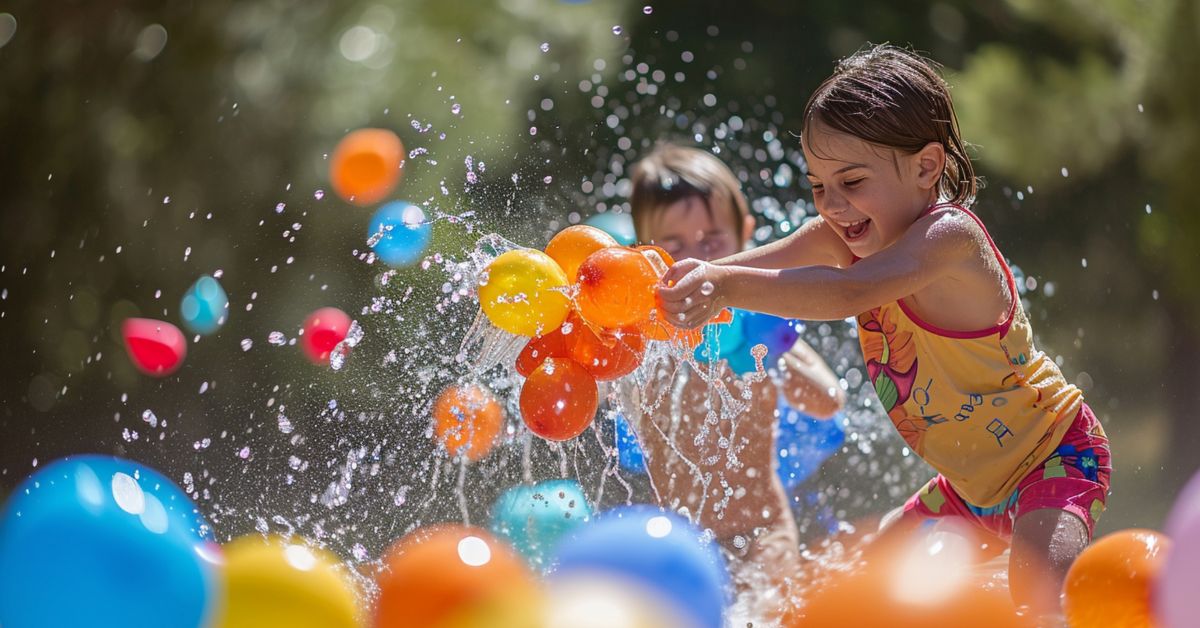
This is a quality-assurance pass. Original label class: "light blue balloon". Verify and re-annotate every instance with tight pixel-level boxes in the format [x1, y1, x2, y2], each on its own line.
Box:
[550, 506, 730, 628]
[369, 201, 432, 267]
[0, 455, 219, 628]
[180, 275, 228, 335]
[584, 212, 637, 246]
[693, 310, 748, 365]
[614, 413, 645, 474]
[490, 479, 592, 571]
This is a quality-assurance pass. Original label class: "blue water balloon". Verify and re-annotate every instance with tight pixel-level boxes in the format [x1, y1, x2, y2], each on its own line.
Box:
[692, 309, 801, 374]
[583, 212, 637, 246]
[693, 310, 747, 365]
[550, 505, 730, 628]
[0, 455, 220, 628]
[615, 399, 844, 490]
[180, 275, 229, 335]
[490, 479, 592, 571]
[614, 413, 646, 474]
[776, 407, 846, 491]
[369, 201, 433, 267]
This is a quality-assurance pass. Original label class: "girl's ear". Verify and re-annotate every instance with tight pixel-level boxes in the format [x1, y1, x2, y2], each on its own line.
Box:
[915, 142, 946, 191]
[741, 213, 756, 244]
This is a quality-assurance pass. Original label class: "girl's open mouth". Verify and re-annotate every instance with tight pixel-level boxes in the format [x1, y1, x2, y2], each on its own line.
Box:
[843, 218, 870, 241]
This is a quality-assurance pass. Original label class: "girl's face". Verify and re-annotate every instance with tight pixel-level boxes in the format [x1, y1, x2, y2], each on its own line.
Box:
[641, 195, 751, 262]
[802, 123, 943, 258]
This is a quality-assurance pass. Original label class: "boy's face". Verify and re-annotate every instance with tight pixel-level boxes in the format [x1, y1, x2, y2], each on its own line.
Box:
[639, 195, 749, 262]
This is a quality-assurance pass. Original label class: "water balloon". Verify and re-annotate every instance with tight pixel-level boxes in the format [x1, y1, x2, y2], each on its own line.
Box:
[565, 316, 645, 381]
[432, 383, 504, 462]
[368, 201, 432, 267]
[490, 479, 592, 570]
[122, 317, 187, 377]
[0, 455, 219, 628]
[515, 325, 570, 377]
[520, 357, 598, 441]
[549, 505, 730, 628]
[180, 274, 229, 335]
[584, 212, 637, 246]
[215, 535, 361, 628]
[545, 225, 618, 282]
[301, 307, 351, 365]
[479, 249, 571, 337]
[375, 525, 541, 628]
[576, 247, 658, 329]
[329, 128, 404, 206]
[1064, 529, 1170, 628]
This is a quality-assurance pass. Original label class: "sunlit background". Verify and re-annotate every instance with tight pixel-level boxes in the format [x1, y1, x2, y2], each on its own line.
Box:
[2, 0, 1198, 578]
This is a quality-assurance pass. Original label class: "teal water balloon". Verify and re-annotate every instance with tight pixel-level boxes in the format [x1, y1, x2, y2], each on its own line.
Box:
[180, 275, 228, 335]
[584, 212, 637, 246]
[490, 479, 591, 570]
[369, 201, 432, 267]
[0, 455, 220, 628]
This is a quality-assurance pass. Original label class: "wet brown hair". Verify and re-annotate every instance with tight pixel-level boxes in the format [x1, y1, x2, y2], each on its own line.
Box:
[628, 143, 750, 240]
[801, 44, 978, 206]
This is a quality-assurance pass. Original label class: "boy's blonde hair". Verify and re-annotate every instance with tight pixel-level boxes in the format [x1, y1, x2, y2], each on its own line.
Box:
[629, 143, 750, 240]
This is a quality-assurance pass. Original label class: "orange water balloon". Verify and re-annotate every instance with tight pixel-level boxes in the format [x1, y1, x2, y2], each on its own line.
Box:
[329, 128, 404, 206]
[565, 317, 645, 381]
[433, 384, 504, 462]
[520, 357, 598, 441]
[545, 225, 618, 282]
[1063, 529, 1170, 628]
[515, 326, 569, 378]
[375, 525, 541, 628]
[576, 247, 658, 329]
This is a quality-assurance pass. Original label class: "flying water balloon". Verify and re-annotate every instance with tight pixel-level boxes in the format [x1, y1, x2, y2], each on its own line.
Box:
[368, 201, 432, 267]
[490, 479, 592, 570]
[329, 128, 404, 206]
[301, 307, 351, 365]
[122, 317, 187, 377]
[180, 275, 229, 335]
[432, 383, 504, 462]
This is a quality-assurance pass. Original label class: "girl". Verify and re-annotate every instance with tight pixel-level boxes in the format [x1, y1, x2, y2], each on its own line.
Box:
[657, 44, 1112, 616]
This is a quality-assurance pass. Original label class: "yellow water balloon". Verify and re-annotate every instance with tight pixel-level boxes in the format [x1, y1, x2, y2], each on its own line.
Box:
[215, 535, 362, 628]
[479, 249, 571, 337]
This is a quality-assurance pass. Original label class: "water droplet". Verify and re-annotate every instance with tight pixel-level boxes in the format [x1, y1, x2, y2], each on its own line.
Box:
[643, 5, 653, 14]
[141, 409, 158, 428]
[275, 202, 286, 213]
[313, 189, 325, 200]
[240, 338, 253, 351]
[277, 413, 293, 434]
[450, 103, 462, 115]
[267, 331, 287, 346]
[699, 281, 715, 296]
[543, 175, 553, 184]
[238, 446, 250, 459]
[540, 42, 550, 53]
[612, 25, 623, 35]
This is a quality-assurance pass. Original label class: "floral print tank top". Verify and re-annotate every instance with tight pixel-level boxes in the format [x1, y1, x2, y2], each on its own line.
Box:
[856, 204, 1082, 507]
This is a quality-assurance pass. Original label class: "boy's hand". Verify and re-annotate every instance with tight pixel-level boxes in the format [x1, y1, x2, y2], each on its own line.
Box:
[657, 259, 731, 329]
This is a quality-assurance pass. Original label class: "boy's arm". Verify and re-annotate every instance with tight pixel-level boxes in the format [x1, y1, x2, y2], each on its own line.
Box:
[778, 339, 845, 419]
[660, 211, 974, 326]
[715, 216, 851, 270]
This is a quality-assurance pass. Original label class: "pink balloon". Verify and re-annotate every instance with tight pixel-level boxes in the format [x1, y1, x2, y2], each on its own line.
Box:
[1166, 469, 1200, 538]
[122, 318, 187, 377]
[301, 307, 351, 364]
[1158, 468, 1200, 628]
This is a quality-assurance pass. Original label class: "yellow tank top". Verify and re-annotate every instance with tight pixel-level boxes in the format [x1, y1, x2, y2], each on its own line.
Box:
[856, 204, 1082, 507]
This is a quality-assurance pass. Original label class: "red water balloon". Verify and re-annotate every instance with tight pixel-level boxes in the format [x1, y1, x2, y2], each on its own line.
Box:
[302, 307, 351, 364]
[122, 318, 187, 377]
[519, 357, 598, 441]
[515, 326, 569, 378]
[565, 318, 645, 381]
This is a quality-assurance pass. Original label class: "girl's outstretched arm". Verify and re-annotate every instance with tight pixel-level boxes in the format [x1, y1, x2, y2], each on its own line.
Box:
[659, 211, 976, 326]
[715, 216, 852, 270]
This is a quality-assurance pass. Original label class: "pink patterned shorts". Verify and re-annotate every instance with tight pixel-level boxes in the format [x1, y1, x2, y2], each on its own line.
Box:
[902, 403, 1111, 540]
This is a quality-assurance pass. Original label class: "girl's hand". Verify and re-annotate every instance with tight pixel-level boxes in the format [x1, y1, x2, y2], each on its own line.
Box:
[657, 259, 731, 329]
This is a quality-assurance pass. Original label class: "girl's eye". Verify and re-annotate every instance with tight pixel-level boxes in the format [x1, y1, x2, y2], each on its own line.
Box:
[843, 178, 864, 188]
[812, 184, 824, 194]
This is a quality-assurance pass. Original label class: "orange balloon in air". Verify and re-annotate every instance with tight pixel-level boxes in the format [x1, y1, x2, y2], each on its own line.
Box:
[375, 525, 542, 628]
[330, 128, 404, 206]
[520, 357, 598, 441]
[565, 316, 645, 381]
[515, 326, 569, 378]
[433, 384, 504, 462]
[545, 225, 619, 282]
[1063, 529, 1170, 628]
[576, 247, 658, 329]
